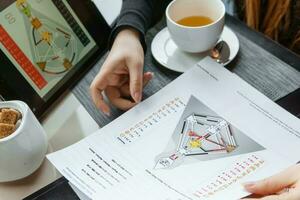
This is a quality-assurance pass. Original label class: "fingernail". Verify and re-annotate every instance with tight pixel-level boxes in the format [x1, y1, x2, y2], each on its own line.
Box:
[103, 109, 111, 116]
[243, 182, 256, 189]
[145, 72, 154, 77]
[134, 92, 141, 103]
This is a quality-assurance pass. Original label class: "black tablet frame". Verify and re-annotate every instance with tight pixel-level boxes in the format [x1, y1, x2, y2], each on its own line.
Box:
[0, 0, 111, 120]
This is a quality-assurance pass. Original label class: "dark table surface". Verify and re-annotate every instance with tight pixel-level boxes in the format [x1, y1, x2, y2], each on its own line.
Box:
[25, 15, 300, 200]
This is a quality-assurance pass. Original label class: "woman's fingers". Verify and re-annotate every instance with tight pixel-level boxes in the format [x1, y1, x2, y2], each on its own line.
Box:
[110, 97, 137, 111]
[90, 53, 123, 115]
[243, 189, 300, 200]
[90, 72, 111, 115]
[90, 87, 110, 116]
[143, 72, 154, 86]
[243, 165, 299, 195]
[128, 63, 143, 103]
[91, 72, 153, 112]
[107, 74, 129, 87]
[120, 72, 153, 97]
[105, 86, 137, 111]
[104, 72, 153, 111]
[125, 50, 145, 103]
[120, 84, 130, 98]
[91, 28, 145, 114]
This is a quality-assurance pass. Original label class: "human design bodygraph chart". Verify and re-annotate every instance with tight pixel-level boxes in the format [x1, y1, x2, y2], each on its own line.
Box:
[0, 0, 95, 97]
[17, 0, 85, 74]
[155, 114, 238, 169]
[155, 96, 265, 170]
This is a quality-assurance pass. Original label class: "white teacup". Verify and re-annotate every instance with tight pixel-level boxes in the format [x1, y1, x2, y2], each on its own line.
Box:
[0, 101, 48, 182]
[166, 0, 225, 53]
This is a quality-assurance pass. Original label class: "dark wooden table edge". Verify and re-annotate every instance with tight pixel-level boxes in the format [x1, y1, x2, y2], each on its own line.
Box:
[23, 177, 78, 200]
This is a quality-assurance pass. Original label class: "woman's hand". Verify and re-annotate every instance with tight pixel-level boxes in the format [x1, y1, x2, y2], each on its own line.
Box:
[90, 28, 153, 115]
[243, 164, 300, 200]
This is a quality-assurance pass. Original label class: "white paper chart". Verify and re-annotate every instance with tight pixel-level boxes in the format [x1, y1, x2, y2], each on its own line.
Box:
[81, 147, 133, 190]
[193, 155, 264, 199]
[48, 58, 300, 200]
[117, 97, 186, 145]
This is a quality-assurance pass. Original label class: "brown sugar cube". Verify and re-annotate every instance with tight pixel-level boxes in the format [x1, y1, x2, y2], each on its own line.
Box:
[0, 123, 15, 139]
[0, 108, 20, 124]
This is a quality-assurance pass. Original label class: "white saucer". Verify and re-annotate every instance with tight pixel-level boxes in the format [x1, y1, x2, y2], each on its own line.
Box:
[151, 26, 239, 73]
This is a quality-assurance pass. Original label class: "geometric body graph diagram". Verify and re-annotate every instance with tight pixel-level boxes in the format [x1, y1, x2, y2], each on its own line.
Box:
[179, 114, 237, 156]
[154, 96, 265, 170]
[155, 114, 237, 170]
[17, 0, 81, 74]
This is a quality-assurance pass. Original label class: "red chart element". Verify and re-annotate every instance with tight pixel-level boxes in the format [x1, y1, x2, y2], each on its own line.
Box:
[0, 25, 47, 89]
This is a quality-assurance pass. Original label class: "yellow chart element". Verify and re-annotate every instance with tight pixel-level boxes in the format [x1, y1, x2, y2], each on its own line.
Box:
[16, 0, 27, 7]
[63, 59, 73, 69]
[37, 62, 46, 71]
[189, 139, 201, 148]
[17, 0, 31, 17]
[226, 145, 236, 153]
[31, 18, 42, 29]
[42, 31, 53, 43]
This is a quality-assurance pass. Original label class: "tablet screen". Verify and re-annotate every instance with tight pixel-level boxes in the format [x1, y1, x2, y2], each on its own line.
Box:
[0, 0, 98, 100]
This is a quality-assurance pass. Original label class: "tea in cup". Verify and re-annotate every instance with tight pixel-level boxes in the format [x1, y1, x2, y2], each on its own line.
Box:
[166, 0, 225, 53]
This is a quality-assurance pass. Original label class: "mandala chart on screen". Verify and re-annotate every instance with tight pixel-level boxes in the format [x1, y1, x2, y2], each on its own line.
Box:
[0, 0, 96, 98]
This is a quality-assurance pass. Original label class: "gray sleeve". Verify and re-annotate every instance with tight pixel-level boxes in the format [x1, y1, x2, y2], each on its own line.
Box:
[108, 0, 168, 52]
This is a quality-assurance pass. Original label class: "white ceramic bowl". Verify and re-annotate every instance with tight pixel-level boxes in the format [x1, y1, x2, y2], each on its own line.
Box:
[166, 0, 225, 53]
[0, 101, 48, 182]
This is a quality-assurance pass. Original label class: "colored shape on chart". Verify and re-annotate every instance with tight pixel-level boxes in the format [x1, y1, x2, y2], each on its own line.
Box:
[0, 25, 47, 89]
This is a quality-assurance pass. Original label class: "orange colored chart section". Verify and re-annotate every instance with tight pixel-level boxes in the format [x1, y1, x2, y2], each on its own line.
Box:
[0, 25, 47, 89]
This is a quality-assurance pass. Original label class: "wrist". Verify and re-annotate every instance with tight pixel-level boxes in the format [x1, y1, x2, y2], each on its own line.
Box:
[117, 27, 141, 41]
[108, 25, 147, 53]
